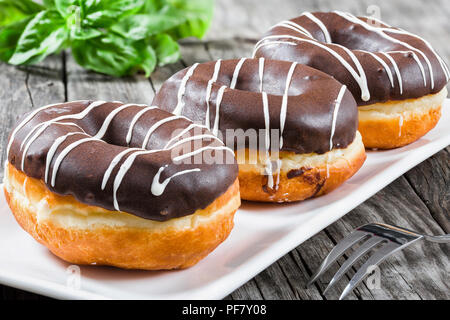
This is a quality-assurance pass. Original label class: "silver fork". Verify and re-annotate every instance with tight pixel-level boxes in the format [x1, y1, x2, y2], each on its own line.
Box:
[307, 223, 450, 300]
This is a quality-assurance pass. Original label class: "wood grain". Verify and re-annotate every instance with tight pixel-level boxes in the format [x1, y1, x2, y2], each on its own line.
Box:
[404, 147, 450, 233]
[1, 0, 449, 300]
[0, 55, 65, 180]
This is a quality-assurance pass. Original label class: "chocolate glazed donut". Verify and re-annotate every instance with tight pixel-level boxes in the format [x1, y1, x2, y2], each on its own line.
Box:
[4, 101, 240, 270]
[153, 58, 366, 202]
[254, 11, 449, 149]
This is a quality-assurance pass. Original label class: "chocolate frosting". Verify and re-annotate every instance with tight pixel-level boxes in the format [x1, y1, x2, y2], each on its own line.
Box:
[7, 101, 238, 221]
[152, 58, 358, 155]
[254, 11, 449, 105]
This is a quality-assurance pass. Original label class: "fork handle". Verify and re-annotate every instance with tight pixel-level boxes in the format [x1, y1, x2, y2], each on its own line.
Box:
[424, 234, 450, 243]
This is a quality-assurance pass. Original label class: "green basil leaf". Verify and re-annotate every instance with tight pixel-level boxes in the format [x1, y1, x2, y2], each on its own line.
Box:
[111, 11, 184, 40]
[70, 25, 102, 40]
[0, 16, 33, 61]
[140, 0, 163, 13]
[71, 33, 142, 77]
[150, 33, 179, 66]
[83, 0, 145, 27]
[134, 40, 156, 76]
[54, 0, 77, 18]
[0, 0, 43, 27]
[8, 10, 68, 65]
[166, 0, 213, 39]
[3, 0, 214, 78]
[42, 0, 56, 9]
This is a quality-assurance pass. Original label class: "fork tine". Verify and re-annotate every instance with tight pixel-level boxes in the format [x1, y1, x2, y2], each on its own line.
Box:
[339, 241, 402, 300]
[307, 230, 369, 287]
[323, 236, 385, 295]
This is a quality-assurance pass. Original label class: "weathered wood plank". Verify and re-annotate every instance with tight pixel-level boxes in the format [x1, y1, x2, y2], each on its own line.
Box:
[404, 147, 450, 233]
[322, 176, 450, 300]
[276, 250, 325, 300]
[251, 261, 298, 300]
[0, 55, 65, 179]
[228, 279, 264, 300]
[292, 232, 362, 300]
[65, 53, 154, 104]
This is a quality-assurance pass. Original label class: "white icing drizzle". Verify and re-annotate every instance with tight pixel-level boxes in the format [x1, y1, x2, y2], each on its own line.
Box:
[230, 58, 247, 89]
[20, 101, 106, 171]
[112, 134, 230, 209]
[173, 145, 234, 162]
[258, 57, 265, 92]
[23, 177, 28, 198]
[329, 86, 347, 150]
[333, 11, 435, 89]
[259, 11, 448, 101]
[365, 51, 395, 87]
[45, 102, 137, 186]
[50, 137, 103, 187]
[398, 115, 404, 137]
[173, 63, 199, 115]
[168, 133, 220, 150]
[280, 62, 297, 149]
[205, 59, 222, 129]
[389, 50, 427, 86]
[381, 52, 403, 94]
[44, 132, 85, 183]
[410, 34, 450, 80]
[20, 101, 105, 151]
[112, 149, 160, 210]
[50, 122, 86, 132]
[252, 41, 297, 58]
[125, 105, 157, 145]
[302, 12, 332, 43]
[212, 85, 227, 136]
[13, 101, 226, 212]
[395, 28, 450, 80]
[254, 34, 370, 101]
[101, 148, 140, 190]
[163, 123, 206, 149]
[262, 92, 271, 152]
[261, 91, 274, 189]
[103, 135, 204, 193]
[151, 166, 201, 196]
[95, 103, 136, 139]
[271, 20, 313, 38]
[141, 115, 184, 149]
[7, 102, 72, 157]
[326, 160, 330, 179]
[274, 158, 282, 191]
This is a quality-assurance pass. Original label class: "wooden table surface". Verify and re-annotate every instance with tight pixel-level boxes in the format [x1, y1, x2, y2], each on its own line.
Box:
[1, 0, 449, 300]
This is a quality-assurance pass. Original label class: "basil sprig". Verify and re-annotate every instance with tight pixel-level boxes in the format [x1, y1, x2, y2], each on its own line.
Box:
[0, 0, 214, 76]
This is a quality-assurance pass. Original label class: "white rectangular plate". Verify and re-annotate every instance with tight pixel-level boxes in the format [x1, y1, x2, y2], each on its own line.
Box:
[1, 101, 449, 300]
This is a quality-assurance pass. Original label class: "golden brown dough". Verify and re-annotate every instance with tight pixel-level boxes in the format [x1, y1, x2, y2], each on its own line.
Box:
[4, 162, 240, 270]
[236, 132, 366, 202]
[358, 88, 446, 149]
